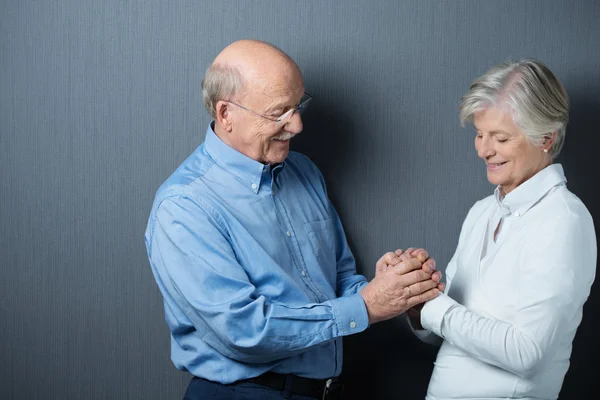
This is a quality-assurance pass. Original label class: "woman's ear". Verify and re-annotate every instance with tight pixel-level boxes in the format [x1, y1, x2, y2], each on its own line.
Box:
[543, 132, 557, 152]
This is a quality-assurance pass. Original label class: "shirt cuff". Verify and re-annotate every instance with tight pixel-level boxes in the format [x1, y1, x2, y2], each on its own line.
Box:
[328, 293, 369, 336]
[420, 293, 458, 338]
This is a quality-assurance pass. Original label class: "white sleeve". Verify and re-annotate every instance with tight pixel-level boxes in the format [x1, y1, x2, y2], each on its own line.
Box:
[420, 213, 596, 378]
[407, 217, 461, 346]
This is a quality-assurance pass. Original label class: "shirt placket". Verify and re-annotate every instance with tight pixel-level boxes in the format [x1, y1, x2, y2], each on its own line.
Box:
[271, 192, 327, 303]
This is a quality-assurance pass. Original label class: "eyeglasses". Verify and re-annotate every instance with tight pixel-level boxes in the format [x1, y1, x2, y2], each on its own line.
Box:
[226, 93, 313, 126]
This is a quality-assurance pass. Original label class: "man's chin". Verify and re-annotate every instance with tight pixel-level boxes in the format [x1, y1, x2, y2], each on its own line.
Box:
[265, 150, 289, 165]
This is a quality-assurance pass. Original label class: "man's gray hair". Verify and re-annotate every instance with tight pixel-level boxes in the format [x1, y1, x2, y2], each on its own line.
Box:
[459, 59, 569, 159]
[202, 64, 244, 118]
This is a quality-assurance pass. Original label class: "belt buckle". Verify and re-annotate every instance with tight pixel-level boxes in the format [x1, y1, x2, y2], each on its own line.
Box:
[322, 378, 343, 400]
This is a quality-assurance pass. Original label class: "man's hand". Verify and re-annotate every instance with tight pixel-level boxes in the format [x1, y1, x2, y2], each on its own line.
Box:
[375, 250, 404, 277]
[360, 255, 441, 324]
[396, 247, 444, 289]
[377, 248, 438, 277]
[397, 247, 445, 329]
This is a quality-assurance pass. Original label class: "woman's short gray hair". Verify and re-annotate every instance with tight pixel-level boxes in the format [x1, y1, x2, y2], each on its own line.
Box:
[459, 59, 569, 159]
[202, 64, 244, 118]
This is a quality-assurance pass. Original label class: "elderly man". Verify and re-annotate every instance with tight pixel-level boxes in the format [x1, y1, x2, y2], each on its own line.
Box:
[144, 40, 443, 400]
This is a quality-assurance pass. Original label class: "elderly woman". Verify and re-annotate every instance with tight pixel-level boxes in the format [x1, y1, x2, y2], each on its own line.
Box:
[407, 59, 596, 399]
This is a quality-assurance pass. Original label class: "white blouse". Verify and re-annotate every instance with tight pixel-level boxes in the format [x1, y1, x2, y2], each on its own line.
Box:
[414, 164, 597, 400]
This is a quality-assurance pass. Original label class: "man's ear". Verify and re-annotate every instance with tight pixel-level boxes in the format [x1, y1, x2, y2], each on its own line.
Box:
[215, 101, 233, 132]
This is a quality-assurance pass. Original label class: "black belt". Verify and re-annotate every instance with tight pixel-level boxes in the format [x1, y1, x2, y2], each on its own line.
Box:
[242, 371, 343, 399]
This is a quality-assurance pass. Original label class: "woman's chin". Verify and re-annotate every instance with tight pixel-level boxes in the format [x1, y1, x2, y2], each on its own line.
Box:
[486, 175, 506, 188]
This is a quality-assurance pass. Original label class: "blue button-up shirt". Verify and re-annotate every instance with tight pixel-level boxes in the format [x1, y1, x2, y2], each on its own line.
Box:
[144, 124, 369, 383]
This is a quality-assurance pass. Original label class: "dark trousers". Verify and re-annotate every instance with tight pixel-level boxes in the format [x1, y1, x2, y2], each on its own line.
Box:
[183, 376, 320, 400]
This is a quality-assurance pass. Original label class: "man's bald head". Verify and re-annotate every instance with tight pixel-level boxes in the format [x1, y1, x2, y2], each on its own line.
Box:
[202, 40, 302, 118]
[214, 40, 300, 80]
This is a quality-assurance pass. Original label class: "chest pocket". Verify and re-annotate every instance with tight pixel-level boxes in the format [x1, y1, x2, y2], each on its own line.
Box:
[303, 218, 336, 270]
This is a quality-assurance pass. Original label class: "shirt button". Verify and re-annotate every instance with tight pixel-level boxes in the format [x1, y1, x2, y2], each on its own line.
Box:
[349, 321, 357, 329]
[251, 183, 257, 189]
[286, 231, 291, 237]
[301, 270, 307, 277]
[514, 212, 520, 217]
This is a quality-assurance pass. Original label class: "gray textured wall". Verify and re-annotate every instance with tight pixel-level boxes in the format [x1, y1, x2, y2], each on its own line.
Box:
[1, 1, 599, 399]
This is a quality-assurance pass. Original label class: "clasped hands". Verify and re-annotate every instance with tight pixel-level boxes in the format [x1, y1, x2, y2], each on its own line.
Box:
[360, 248, 444, 325]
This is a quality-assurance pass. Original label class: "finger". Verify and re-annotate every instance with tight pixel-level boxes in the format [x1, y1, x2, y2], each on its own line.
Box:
[431, 270, 442, 282]
[384, 252, 400, 266]
[425, 258, 436, 270]
[405, 247, 417, 255]
[413, 248, 429, 263]
[390, 258, 423, 275]
[376, 252, 399, 270]
[398, 268, 432, 286]
[437, 282, 445, 292]
[398, 252, 412, 262]
[376, 252, 394, 265]
[422, 259, 436, 273]
[407, 288, 440, 308]
[406, 279, 439, 296]
[394, 249, 404, 257]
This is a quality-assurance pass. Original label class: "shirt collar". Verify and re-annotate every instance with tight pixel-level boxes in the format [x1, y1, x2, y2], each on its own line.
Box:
[203, 123, 284, 194]
[494, 163, 567, 218]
